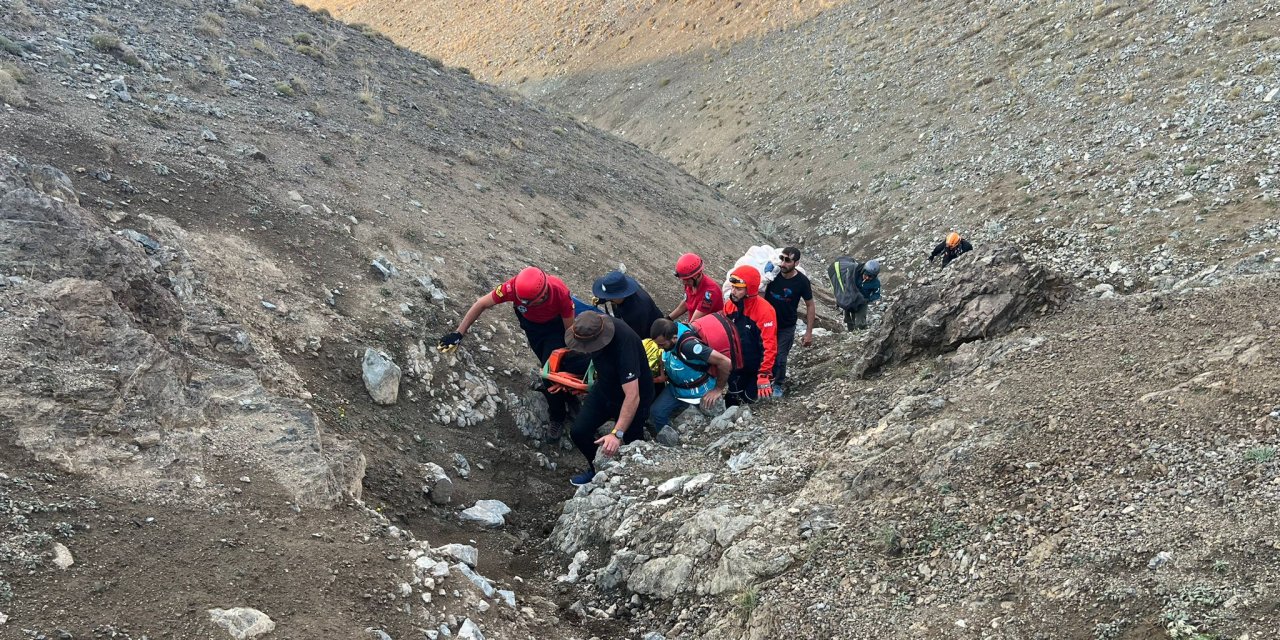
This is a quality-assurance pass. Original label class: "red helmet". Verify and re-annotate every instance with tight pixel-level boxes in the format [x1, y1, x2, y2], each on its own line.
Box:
[675, 253, 704, 279]
[946, 232, 962, 249]
[514, 266, 549, 304]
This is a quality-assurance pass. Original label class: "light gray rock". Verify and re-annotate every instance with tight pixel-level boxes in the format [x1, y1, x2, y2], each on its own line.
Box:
[627, 554, 694, 598]
[51, 542, 74, 569]
[682, 472, 714, 495]
[453, 453, 471, 479]
[362, 348, 401, 405]
[496, 589, 516, 608]
[706, 540, 794, 595]
[454, 562, 496, 597]
[371, 257, 397, 280]
[460, 499, 510, 528]
[656, 475, 689, 496]
[421, 462, 454, 505]
[458, 619, 484, 640]
[433, 543, 478, 568]
[208, 607, 275, 639]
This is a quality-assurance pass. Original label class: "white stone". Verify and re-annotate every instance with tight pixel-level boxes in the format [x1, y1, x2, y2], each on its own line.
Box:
[460, 500, 510, 528]
[208, 607, 275, 639]
[51, 542, 74, 570]
[656, 475, 689, 496]
[458, 619, 485, 640]
[433, 543, 479, 568]
[682, 472, 714, 495]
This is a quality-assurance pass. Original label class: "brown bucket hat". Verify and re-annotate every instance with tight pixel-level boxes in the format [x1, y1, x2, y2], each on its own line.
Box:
[565, 311, 616, 352]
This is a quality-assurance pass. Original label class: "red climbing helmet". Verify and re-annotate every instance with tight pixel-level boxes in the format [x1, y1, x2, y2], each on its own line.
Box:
[514, 266, 549, 304]
[675, 253, 704, 279]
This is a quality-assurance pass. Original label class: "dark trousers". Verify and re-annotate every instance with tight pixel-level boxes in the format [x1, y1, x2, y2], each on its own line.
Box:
[571, 388, 649, 466]
[519, 312, 587, 424]
[772, 326, 796, 386]
[725, 368, 759, 407]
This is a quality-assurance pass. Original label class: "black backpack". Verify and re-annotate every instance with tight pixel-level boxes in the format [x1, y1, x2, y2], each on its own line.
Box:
[726, 308, 764, 374]
[828, 257, 867, 311]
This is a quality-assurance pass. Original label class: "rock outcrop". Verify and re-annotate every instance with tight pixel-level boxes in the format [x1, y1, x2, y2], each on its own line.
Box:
[0, 154, 363, 507]
[855, 246, 1068, 377]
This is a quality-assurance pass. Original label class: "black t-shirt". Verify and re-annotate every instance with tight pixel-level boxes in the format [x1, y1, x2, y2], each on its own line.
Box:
[764, 272, 813, 329]
[612, 286, 664, 341]
[590, 318, 656, 406]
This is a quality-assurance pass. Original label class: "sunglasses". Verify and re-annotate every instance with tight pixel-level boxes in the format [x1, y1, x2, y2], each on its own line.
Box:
[779, 255, 797, 263]
[728, 275, 747, 288]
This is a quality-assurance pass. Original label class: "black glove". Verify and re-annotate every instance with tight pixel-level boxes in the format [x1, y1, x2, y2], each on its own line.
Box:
[438, 331, 463, 353]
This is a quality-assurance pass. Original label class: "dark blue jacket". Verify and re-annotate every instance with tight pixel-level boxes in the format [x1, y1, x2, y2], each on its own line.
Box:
[858, 276, 881, 304]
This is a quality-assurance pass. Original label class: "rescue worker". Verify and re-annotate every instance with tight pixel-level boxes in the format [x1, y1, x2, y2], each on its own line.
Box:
[438, 266, 585, 442]
[563, 311, 654, 486]
[763, 246, 815, 398]
[592, 270, 664, 340]
[665, 253, 723, 323]
[648, 318, 732, 446]
[723, 265, 777, 404]
[929, 232, 973, 267]
[850, 259, 882, 330]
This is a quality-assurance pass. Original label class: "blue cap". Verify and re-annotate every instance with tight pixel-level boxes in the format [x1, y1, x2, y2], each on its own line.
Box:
[592, 271, 639, 300]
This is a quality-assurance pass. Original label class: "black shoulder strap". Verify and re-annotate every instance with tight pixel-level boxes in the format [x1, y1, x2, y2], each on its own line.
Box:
[673, 331, 711, 372]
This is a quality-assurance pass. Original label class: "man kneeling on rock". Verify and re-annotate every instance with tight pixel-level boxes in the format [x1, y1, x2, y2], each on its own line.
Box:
[649, 318, 731, 446]
[564, 311, 655, 486]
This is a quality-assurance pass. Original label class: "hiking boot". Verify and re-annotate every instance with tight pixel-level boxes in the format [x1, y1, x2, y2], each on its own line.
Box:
[570, 467, 597, 486]
[772, 384, 785, 399]
[545, 420, 565, 443]
[655, 426, 681, 447]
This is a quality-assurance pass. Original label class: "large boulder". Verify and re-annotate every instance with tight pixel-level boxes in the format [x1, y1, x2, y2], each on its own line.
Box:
[854, 246, 1068, 377]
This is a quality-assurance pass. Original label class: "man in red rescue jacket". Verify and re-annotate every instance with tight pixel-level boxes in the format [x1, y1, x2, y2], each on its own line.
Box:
[722, 264, 777, 404]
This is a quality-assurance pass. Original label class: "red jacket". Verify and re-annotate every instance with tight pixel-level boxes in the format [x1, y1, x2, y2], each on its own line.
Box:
[723, 265, 777, 377]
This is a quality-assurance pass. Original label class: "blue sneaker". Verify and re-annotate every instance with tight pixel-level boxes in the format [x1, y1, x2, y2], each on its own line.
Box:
[570, 468, 597, 486]
[772, 384, 785, 399]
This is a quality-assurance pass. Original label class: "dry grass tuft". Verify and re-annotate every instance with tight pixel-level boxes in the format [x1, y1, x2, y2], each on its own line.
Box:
[0, 68, 24, 106]
[197, 12, 225, 39]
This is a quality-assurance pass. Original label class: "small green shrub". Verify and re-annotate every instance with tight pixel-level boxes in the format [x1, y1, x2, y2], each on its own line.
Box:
[273, 80, 295, 97]
[733, 587, 759, 620]
[1244, 446, 1275, 463]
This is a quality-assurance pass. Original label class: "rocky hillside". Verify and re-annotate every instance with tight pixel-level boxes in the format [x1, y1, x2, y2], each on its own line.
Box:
[309, 0, 1280, 293]
[0, 0, 761, 637]
[547, 254, 1280, 639]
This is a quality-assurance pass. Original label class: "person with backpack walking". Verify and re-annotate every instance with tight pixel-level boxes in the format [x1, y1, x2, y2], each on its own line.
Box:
[437, 266, 587, 442]
[562, 311, 655, 486]
[648, 318, 732, 445]
[723, 264, 777, 404]
[929, 232, 973, 267]
[763, 246, 815, 398]
[592, 270, 664, 340]
[666, 253, 723, 323]
[851, 260, 882, 330]
[829, 256, 868, 331]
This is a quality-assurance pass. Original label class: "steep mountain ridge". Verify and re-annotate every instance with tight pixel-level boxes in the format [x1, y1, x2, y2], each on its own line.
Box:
[311, 0, 1280, 293]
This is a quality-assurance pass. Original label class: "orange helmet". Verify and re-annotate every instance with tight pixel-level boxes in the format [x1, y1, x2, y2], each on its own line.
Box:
[513, 266, 549, 304]
[946, 232, 962, 249]
[675, 253, 704, 279]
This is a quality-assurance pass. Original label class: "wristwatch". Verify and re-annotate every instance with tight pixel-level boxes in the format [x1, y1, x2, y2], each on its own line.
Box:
[610, 428, 624, 439]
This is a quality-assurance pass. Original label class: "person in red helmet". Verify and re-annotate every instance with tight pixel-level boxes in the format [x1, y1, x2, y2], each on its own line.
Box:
[665, 252, 723, 323]
[438, 266, 585, 440]
[929, 232, 973, 267]
[722, 264, 778, 404]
